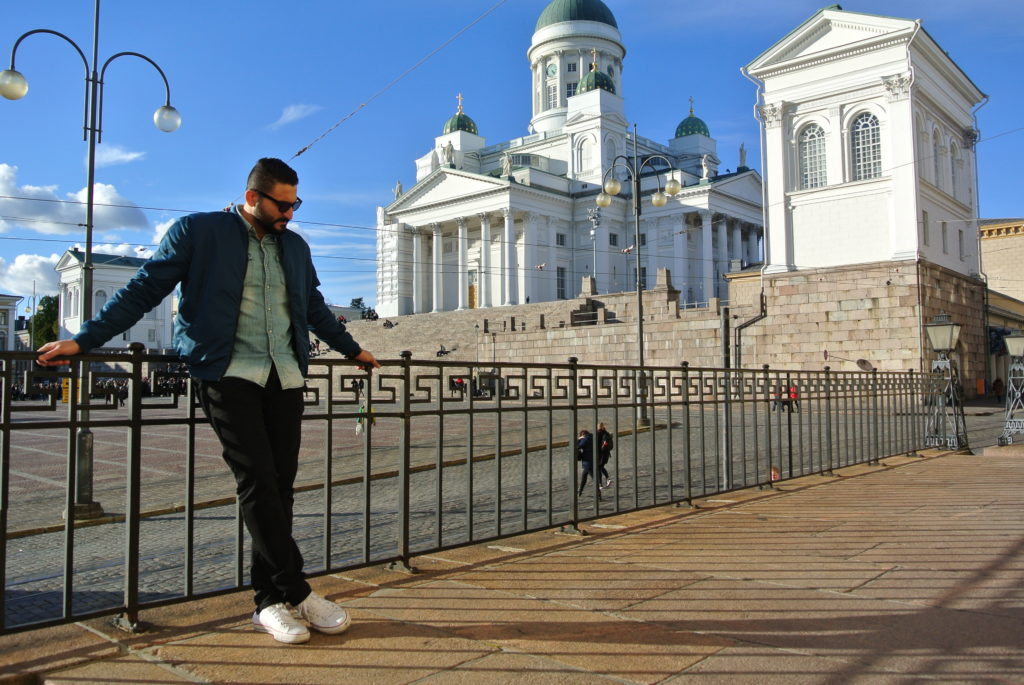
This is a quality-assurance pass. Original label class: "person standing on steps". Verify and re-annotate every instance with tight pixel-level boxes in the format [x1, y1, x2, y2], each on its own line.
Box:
[37, 157, 380, 645]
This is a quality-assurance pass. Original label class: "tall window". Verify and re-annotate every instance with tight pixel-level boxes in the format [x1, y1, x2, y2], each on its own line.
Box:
[941, 221, 948, 254]
[922, 210, 930, 246]
[958, 229, 965, 260]
[932, 131, 942, 188]
[798, 124, 827, 189]
[851, 112, 881, 181]
[556, 267, 567, 299]
[546, 84, 557, 110]
[555, 232, 566, 247]
[566, 82, 577, 98]
[950, 143, 960, 199]
[567, 63, 577, 73]
[609, 233, 619, 247]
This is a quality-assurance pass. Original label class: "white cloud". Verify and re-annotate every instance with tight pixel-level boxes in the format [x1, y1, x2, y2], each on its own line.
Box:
[153, 218, 176, 245]
[0, 253, 61, 298]
[93, 144, 146, 168]
[0, 163, 149, 235]
[86, 242, 154, 259]
[269, 104, 322, 129]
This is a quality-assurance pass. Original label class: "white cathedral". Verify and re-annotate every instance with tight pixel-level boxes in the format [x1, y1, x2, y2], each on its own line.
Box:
[374, 0, 764, 317]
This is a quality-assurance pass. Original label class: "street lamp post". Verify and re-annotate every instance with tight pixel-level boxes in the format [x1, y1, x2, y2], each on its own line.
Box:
[997, 334, 1024, 445]
[596, 124, 682, 426]
[1, 0, 180, 519]
[923, 313, 969, 450]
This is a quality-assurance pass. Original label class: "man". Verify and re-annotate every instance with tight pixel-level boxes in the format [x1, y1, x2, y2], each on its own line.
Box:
[38, 158, 380, 645]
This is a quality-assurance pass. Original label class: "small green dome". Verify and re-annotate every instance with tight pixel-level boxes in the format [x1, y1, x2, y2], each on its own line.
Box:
[536, 0, 618, 31]
[442, 112, 478, 135]
[577, 64, 616, 95]
[675, 100, 710, 138]
[442, 94, 478, 135]
[675, 115, 710, 138]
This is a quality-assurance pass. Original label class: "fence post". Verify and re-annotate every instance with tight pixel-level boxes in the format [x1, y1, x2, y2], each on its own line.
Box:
[677, 361, 695, 507]
[870, 368, 881, 465]
[114, 342, 146, 633]
[388, 351, 417, 572]
[560, 357, 584, 535]
[762, 364, 774, 483]
[824, 365, 835, 475]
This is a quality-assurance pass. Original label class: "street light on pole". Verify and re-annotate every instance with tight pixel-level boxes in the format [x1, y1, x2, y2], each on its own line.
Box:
[1, 0, 180, 519]
[923, 313, 969, 450]
[596, 124, 682, 426]
[997, 334, 1024, 445]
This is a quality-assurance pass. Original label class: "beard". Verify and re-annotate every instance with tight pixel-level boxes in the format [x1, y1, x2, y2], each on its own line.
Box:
[251, 205, 289, 234]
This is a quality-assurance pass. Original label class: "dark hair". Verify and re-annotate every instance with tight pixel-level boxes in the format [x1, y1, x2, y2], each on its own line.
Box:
[246, 157, 298, 192]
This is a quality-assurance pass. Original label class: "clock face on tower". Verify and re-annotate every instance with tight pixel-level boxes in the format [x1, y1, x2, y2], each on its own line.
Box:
[546, 63, 557, 77]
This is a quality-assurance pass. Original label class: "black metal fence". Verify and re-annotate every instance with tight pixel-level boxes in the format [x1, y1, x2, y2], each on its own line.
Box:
[0, 347, 933, 634]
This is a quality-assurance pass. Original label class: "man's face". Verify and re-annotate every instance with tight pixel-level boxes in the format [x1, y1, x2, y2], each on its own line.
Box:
[248, 182, 298, 235]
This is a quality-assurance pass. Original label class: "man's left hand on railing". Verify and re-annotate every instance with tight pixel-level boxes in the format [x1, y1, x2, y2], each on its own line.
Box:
[36, 340, 82, 367]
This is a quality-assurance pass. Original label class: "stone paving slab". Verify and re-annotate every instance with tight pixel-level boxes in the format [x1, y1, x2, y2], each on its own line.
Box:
[0, 451, 1020, 684]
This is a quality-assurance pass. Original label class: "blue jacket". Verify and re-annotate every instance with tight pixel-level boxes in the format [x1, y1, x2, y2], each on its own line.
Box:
[74, 209, 362, 380]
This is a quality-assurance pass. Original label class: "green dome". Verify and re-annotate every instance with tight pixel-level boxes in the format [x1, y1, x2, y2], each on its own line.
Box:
[535, 0, 618, 31]
[443, 112, 478, 135]
[675, 114, 710, 138]
[577, 64, 616, 95]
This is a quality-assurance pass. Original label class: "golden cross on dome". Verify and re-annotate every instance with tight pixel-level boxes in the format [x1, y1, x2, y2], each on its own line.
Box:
[590, 47, 599, 69]
[456, 92, 464, 114]
[689, 96, 695, 115]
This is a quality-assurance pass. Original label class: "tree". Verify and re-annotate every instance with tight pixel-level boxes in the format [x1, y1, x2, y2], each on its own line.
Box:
[30, 295, 59, 349]
[349, 297, 366, 311]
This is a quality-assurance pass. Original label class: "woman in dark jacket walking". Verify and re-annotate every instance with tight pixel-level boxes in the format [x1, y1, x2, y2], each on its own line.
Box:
[576, 429, 598, 498]
[596, 422, 613, 488]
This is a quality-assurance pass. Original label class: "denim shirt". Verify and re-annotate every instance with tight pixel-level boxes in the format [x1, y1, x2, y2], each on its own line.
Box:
[222, 219, 304, 389]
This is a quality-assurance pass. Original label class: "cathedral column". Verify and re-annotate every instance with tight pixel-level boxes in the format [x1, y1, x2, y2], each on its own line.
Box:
[502, 208, 517, 305]
[715, 217, 729, 299]
[431, 223, 443, 312]
[759, 102, 793, 272]
[731, 219, 743, 263]
[746, 223, 760, 264]
[410, 227, 423, 314]
[521, 212, 536, 304]
[673, 214, 690, 301]
[457, 217, 468, 310]
[700, 210, 714, 302]
[478, 213, 492, 307]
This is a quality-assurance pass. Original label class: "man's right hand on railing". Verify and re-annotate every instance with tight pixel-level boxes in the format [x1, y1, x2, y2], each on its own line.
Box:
[36, 340, 81, 367]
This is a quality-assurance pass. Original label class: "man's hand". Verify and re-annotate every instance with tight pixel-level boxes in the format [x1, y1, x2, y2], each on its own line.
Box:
[351, 349, 381, 371]
[37, 340, 81, 367]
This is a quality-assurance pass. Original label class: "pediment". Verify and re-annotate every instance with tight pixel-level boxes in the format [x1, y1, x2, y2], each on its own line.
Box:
[710, 171, 763, 205]
[55, 251, 82, 272]
[746, 8, 915, 74]
[564, 110, 628, 129]
[387, 168, 506, 214]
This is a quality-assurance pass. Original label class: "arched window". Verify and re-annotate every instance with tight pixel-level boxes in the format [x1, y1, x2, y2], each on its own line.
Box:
[798, 124, 827, 189]
[932, 130, 942, 188]
[851, 113, 881, 180]
[949, 142, 960, 199]
[577, 137, 593, 172]
[95, 289, 108, 313]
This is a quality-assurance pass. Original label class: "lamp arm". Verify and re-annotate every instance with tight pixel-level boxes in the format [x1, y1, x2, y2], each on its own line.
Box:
[8, 29, 91, 140]
[98, 51, 174, 143]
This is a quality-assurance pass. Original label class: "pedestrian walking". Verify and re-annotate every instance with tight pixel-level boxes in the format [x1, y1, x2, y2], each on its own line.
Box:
[37, 157, 380, 645]
[576, 429, 600, 499]
[596, 421, 613, 489]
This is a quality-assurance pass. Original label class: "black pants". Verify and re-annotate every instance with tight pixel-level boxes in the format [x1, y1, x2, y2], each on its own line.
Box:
[195, 367, 311, 611]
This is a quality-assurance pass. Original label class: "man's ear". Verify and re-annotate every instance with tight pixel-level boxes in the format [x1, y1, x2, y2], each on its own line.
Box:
[243, 188, 259, 207]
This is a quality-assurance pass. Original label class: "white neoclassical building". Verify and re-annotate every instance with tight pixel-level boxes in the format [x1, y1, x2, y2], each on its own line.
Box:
[743, 5, 984, 278]
[56, 248, 174, 349]
[375, 0, 763, 316]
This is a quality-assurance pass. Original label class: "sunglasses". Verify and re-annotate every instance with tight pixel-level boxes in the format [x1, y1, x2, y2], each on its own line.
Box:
[253, 189, 303, 213]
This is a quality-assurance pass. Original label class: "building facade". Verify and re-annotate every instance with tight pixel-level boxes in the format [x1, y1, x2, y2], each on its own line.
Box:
[55, 248, 174, 350]
[375, 0, 763, 317]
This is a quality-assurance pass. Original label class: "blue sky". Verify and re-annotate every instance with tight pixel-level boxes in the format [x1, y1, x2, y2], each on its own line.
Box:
[1, 0, 1021, 312]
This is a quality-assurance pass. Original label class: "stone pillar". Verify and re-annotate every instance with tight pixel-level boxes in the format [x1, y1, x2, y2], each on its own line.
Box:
[747, 223, 760, 264]
[700, 210, 714, 302]
[715, 217, 729, 299]
[759, 101, 793, 273]
[410, 227, 422, 313]
[731, 219, 743, 262]
[673, 214, 690, 302]
[431, 223, 443, 312]
[457, 217, 468, 310]
[502, 208, 517, 305]
[478, 213, 492, 307]
[521, 212, 536, 304]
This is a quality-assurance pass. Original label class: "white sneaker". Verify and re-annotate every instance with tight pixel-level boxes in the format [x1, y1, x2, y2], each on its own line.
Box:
[296, 591, 352, 635]
[253, 602, 310, 644]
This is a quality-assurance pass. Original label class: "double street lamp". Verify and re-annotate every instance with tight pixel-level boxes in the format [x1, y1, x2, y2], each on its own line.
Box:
[1, 0, 180, 519]
[595, 125, 682, 426]
[923, 313, 969, 450]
